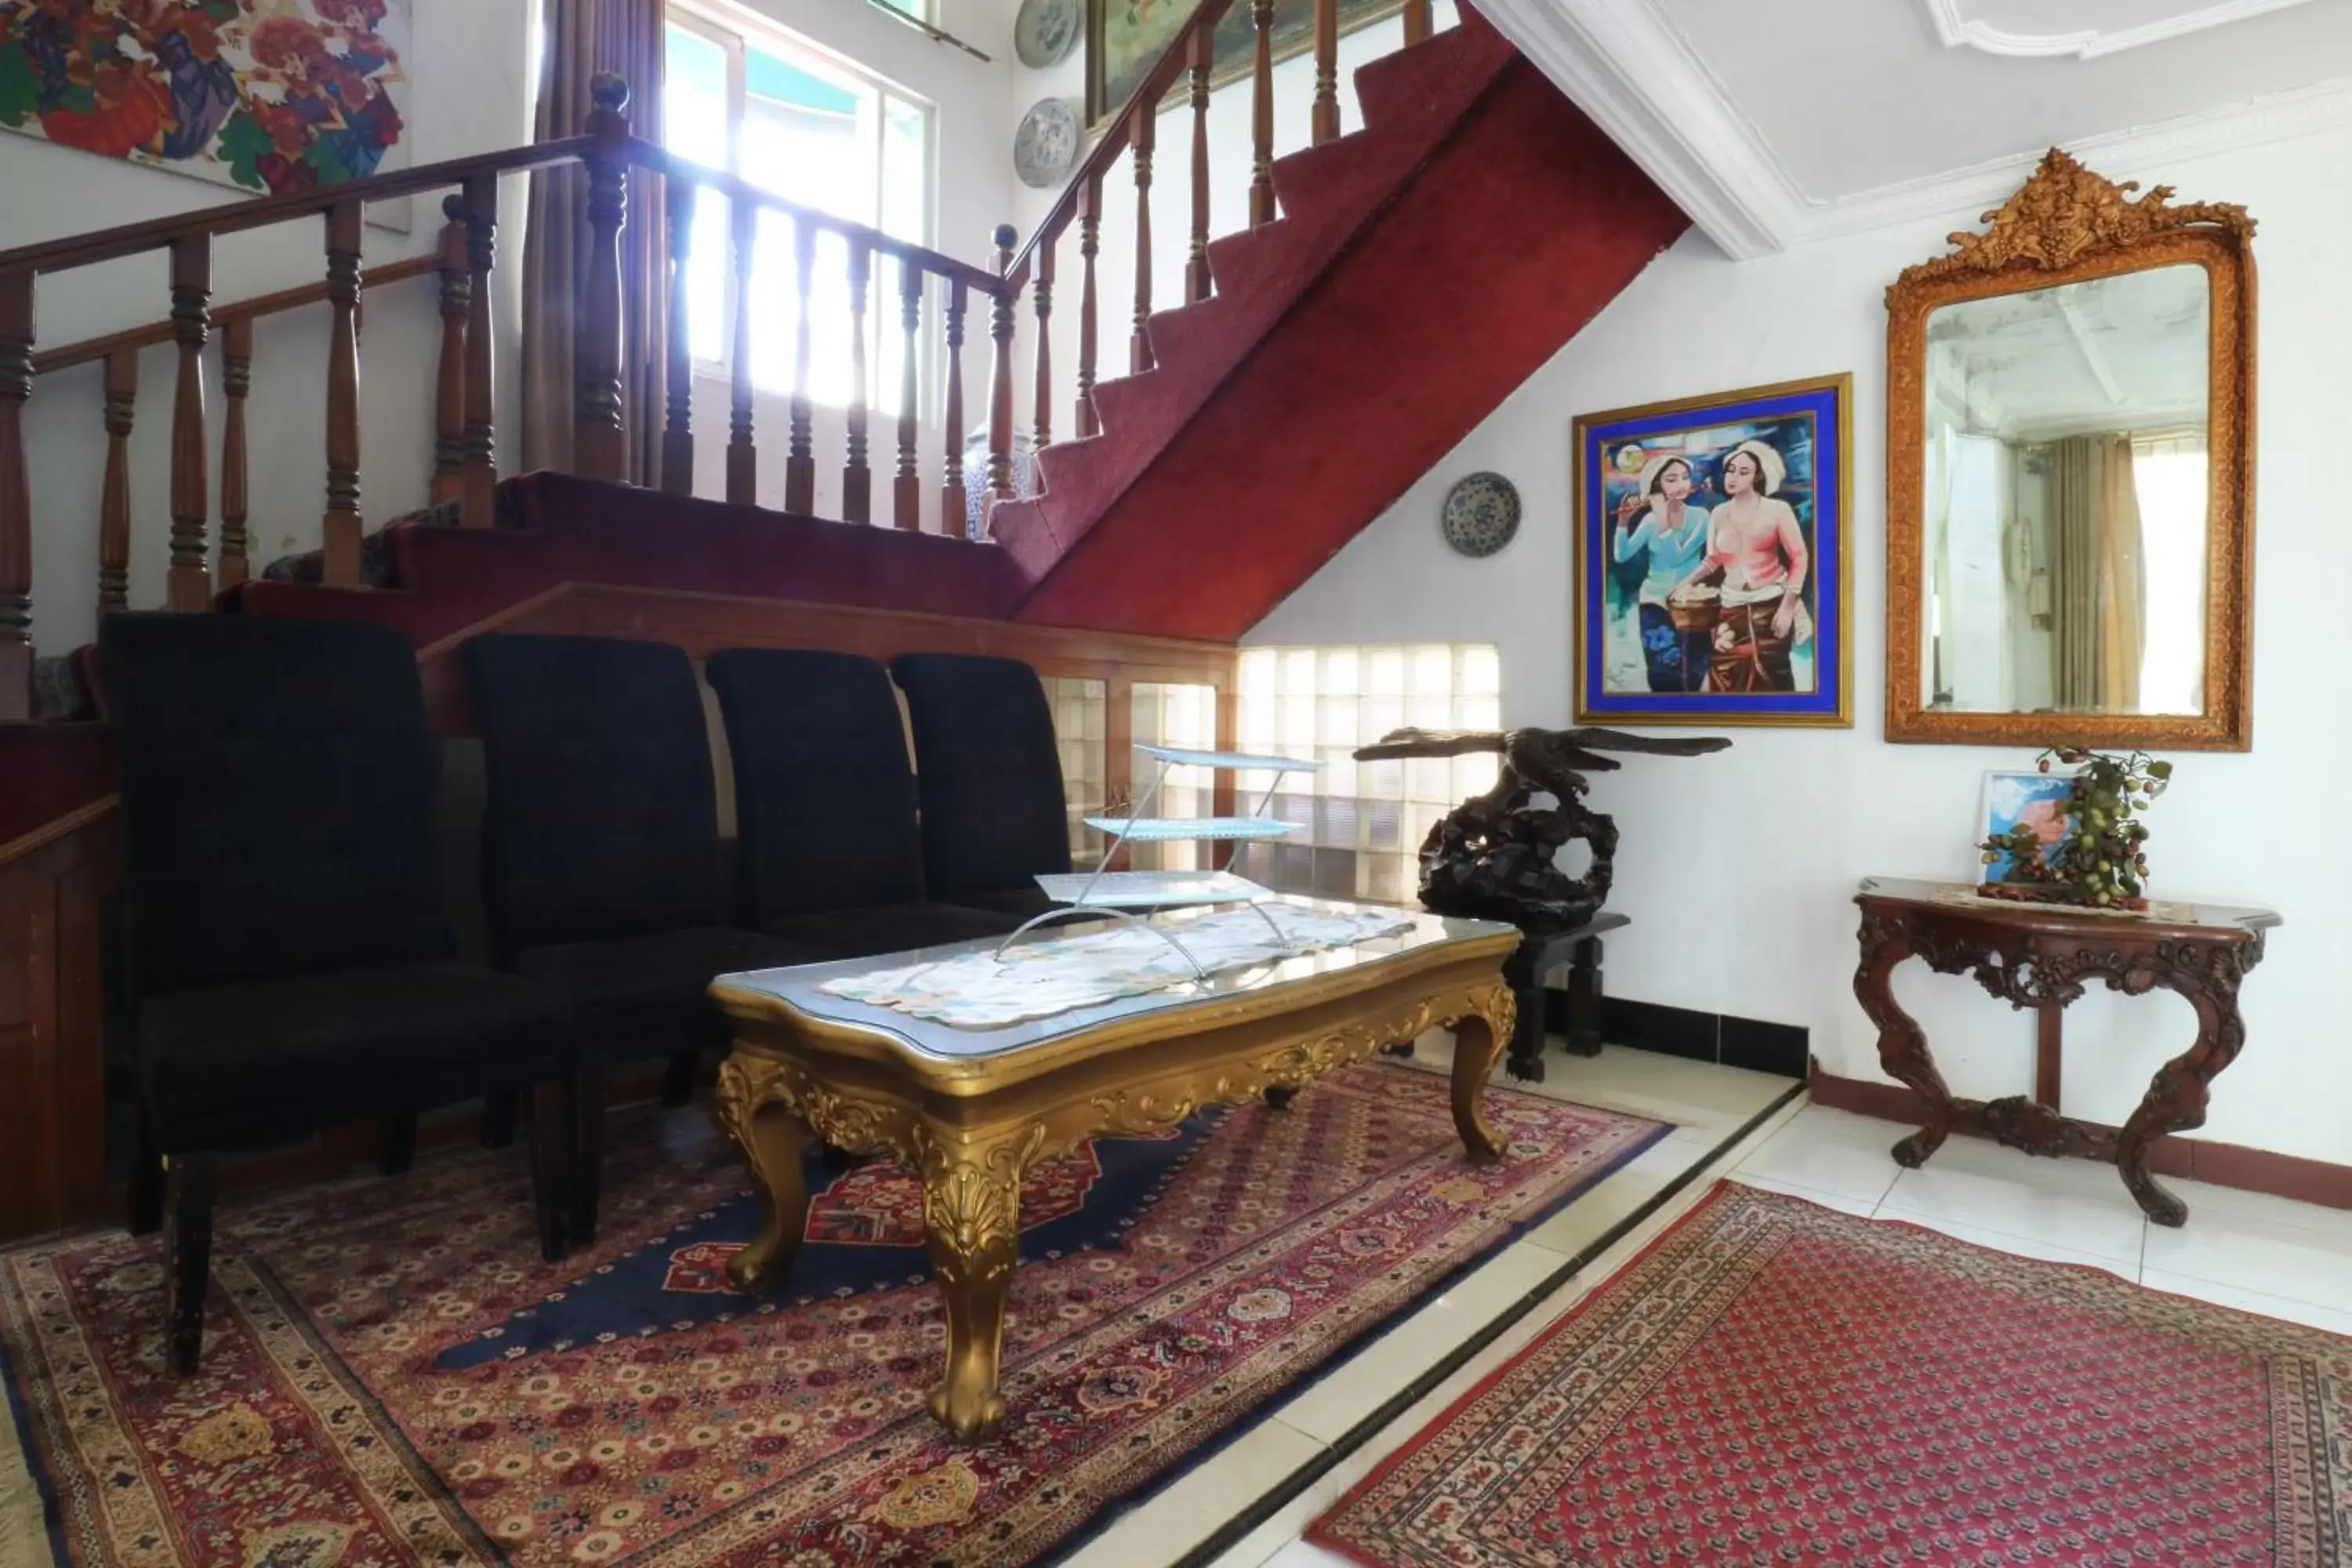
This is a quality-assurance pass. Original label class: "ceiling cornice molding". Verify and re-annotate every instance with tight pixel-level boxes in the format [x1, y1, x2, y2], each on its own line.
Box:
[1477, 0, 2352, 258]
[1472, 0, 1802, 258]
[1920, 0, 2322, 60]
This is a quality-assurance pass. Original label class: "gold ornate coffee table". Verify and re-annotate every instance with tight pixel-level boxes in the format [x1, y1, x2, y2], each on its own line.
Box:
[708, 905, 1519, 1441]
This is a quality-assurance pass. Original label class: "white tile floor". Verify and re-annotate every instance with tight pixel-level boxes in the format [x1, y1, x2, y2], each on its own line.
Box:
[1055, 1040, 2352, 1568]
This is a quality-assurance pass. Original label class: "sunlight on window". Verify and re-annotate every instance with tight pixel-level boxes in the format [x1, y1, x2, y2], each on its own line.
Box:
[2132, 436, 2208, 716]
[662, 12, 932, 408]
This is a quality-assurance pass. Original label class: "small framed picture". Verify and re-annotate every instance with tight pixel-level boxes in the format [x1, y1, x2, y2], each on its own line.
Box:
[1977, 768, 2078, 886]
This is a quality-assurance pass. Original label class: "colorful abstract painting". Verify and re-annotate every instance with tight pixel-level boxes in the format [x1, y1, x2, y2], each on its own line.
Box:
[0, 0, 408, 195]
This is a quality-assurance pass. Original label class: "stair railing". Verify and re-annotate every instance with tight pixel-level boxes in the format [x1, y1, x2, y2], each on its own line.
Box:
[999, 0, 1436, 466]
[31, 219, 470, 619]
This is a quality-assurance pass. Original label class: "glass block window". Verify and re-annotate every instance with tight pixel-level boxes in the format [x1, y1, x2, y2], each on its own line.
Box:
[1236, 644, 1501, 904]
[1126, 682, 1220, 871]
[1044, 677, 1107, 867]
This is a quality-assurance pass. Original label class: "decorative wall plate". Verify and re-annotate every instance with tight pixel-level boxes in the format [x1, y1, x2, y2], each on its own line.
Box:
[1440, 471, 1521, 557]
[1014, 0, 1081, 68]
[1014, 97, 1080, 189]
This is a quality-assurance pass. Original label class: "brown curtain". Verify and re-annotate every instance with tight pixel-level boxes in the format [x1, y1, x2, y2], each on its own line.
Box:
[2049, 435, 2145, 710]
[521, 0, 666, 483]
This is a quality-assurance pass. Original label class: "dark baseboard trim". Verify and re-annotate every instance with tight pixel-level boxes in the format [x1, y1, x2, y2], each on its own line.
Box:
[1544, 989, 1807, 1080]
[1170, 1077, 1808, 1567]
[1807, 1058, 2352, 1212]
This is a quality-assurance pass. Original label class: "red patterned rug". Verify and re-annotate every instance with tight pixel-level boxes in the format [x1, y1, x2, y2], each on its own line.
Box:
[0, 1062, 1665, 1566]
[1310, 1181, 2352, 1567]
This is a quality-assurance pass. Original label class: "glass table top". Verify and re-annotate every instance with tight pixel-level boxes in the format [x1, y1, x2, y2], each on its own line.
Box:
[710, 898, 1517, 1061]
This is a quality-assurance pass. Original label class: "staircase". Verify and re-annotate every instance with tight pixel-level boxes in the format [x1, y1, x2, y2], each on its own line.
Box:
[993, 12, 1687, 639]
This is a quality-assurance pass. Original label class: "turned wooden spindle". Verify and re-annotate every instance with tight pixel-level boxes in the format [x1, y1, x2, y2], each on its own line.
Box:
[1312, 0, 1340, 144]
[1403, 0, 1432, 44]
[844, 238, 872, 524]
[895, 260, 922, 531]
[165, 234, 212, 612]
[1189, 24, 1214, 302]
[96, 347, 135, 618]
[1250, 0, 1276, 228]
[728, 198, 757, 506]
[432, 216, 468, 506]
[0, 273, 26, 720]
[1076, 174, 1102, 437]
[1131, 107, 1156, 373]
[218, 321, 251, 591]
[453, 180, 499, 529]
[941, 279, 969, 536]
[662, 176, 696, 496]
[574, 73, 631, 485]
[1032, 237, 1054, 451]
[987, 224, 1017, 503]
[321, 200, 365, 590]
[784, 220, 817, 514]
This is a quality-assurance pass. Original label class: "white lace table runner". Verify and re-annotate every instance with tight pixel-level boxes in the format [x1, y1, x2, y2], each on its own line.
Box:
[1933, 884, 2194, 922]
[818, 906, 1417, 1029]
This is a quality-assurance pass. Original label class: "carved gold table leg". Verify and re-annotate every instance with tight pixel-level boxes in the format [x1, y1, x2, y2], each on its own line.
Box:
[1448, 985, 1515, 1163]
[715, 1059, 811, 1294]
[915, 1121, 1040, 1442]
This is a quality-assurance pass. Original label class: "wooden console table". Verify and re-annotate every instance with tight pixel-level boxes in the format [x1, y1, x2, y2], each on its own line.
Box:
[1851, 877, 2279, 1227]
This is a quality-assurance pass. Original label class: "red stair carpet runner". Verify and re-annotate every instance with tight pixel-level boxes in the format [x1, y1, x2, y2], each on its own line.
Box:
[0, 1062, 1664, 1566]
[1310, 1182, 2350, 1567]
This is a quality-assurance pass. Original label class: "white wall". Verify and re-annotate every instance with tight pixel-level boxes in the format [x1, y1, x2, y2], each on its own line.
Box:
[16, 0, 534, 656]
[1249, 125, 2351, 1167]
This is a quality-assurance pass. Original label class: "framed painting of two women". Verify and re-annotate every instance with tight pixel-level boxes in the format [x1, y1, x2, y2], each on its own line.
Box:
[1572, 373, 1854, 728]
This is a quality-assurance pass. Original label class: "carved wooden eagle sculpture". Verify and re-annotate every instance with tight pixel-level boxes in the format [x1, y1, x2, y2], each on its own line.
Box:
[1351, 726, 1733, 930]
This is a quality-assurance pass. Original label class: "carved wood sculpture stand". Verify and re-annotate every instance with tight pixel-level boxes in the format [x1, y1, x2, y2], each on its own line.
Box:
[1851, 878, 2279, 1227]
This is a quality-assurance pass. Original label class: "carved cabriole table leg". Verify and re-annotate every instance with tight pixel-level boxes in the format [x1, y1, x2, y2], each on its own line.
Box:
[1852, 909, 1958, 1167]
[714, 1057, 814, 1294]
[2113, 938, 2260, 1228]
[912, 1120, 1040, 1441]
[1449, 982, 1515, 1163]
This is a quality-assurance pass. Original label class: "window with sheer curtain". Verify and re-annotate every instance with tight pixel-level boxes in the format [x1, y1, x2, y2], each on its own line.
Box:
[2131, 431, 2208, 716]
[662, 5, 932, 408]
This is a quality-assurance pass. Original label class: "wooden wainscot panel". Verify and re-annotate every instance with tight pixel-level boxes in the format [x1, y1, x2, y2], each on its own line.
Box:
[0, 804, 118, 1240]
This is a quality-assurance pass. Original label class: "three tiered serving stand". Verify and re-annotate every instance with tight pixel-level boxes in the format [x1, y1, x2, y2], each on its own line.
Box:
[995, 742, 1326, 976]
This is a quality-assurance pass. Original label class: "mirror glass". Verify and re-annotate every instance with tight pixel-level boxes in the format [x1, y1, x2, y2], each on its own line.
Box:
[1921, 263, 2210, 717]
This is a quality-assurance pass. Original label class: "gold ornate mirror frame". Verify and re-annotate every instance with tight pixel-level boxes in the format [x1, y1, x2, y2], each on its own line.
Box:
[1885, 150, 2257, 750]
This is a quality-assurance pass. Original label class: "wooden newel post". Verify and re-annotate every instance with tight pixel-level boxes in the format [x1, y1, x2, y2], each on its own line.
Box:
[166, 234, 212, 612]
[986, 223, 1017, 506]
[575, 72, 630, 485]
[0, 270, 33, 720]
[322, 199, 365, 589]
[662, 176, 696, 496]
[453, 182, 501, 530]
[97, 347, 136, 618]
[219, 321, 251, 590]
[432, 216, 470, 506]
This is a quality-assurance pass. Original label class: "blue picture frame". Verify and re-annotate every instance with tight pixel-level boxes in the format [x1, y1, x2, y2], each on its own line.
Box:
[1573, 374, 1853, 727]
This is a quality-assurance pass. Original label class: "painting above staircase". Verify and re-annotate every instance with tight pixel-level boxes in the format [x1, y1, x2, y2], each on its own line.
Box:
[0, 0, 409, 196]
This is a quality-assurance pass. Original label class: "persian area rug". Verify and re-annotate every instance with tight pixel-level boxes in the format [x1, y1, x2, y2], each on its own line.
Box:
[1311, 1182, 2352, 1568]
[0, 1062, 1667, 1567]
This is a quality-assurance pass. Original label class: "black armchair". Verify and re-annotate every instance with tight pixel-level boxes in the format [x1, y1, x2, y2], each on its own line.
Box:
[888, 653, 1073, 917]
[704, 648, 1022, 957]
[102, 613, 573, 1374]
[462, 634, 822, 1242]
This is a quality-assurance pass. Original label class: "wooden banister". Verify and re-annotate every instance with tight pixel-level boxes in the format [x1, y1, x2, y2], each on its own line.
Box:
[575, 75, 632, 487]
[321, 201, 365, 589]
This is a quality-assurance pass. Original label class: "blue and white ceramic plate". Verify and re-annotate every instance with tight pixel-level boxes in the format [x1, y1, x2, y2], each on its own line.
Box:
[1014, 97, 1080, 189]
[1441, 470, 1522, 557]
[1015, 0, 1080, 68]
